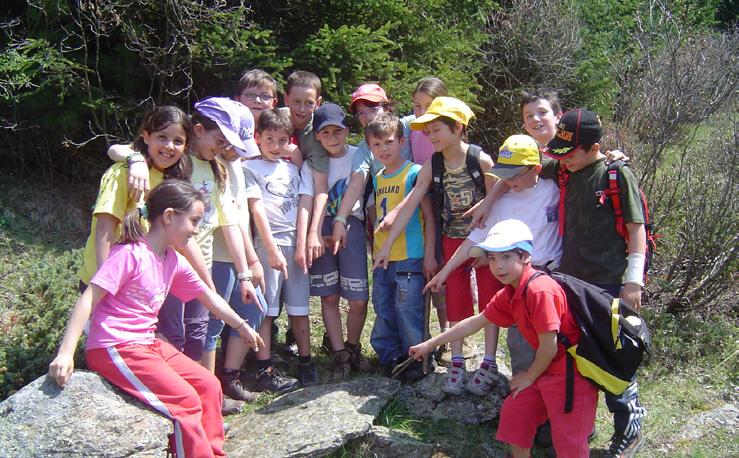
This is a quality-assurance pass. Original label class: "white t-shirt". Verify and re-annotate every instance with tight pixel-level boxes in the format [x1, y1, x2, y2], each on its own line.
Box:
[469, 178, 562, 266]
[243, 158, 313, 246]
[301, 145, 364, 220]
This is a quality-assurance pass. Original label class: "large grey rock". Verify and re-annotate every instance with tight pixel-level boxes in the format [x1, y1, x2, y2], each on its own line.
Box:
[397, 345, 511, 424]
[678, 403, 738, 441]
[0, 371, 171, 457]
[226, 377, 400, 457]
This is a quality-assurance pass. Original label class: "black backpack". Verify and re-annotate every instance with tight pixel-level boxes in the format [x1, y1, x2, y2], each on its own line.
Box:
[524, 271, 651, 413]
[430, 144, 486, 228]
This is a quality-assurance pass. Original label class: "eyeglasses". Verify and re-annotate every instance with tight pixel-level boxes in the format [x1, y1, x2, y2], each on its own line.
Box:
[240, 92, 275, 103]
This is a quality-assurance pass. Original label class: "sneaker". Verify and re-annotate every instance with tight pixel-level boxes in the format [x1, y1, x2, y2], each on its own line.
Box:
[607, 431, 643, 458]
[436, 342, 452, 365]
[346, 341, 371, 372]
[466, 362, 498, 396]
[297, 361, 320, 387]
[221, 397, 245, 416]
[218, 371, 261, 402]
[256, 366, 299, 394]
[442, 365, 466, 395]
[331, 349, 352, 382]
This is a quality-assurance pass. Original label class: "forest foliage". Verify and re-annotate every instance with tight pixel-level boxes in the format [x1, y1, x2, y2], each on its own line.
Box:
[0, 0, 736, 398]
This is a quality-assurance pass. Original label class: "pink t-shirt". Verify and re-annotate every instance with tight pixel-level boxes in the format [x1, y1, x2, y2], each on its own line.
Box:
[86, 240, 207, 350]
[410, 130, 435, 165]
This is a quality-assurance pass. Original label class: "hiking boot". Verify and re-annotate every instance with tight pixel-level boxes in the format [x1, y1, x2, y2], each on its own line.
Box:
[466, 362, 498, 396]
[346, 341, 371, 372]
[256, 366, 299, 394]
[404, 359, 434, 383]
[221, 397, 244, 416]
[297, 361, 320, 387]
[607, 431, 643, 458]
[462, 338, 478, 359]
[442, 365, 466, 395]
[284, 328, 299, 358]
[331, 349, 352, 382]
[218, 370, 261, 402]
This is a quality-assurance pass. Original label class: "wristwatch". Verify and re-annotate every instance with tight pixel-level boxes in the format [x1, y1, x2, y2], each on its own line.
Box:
[237, 270, 253, 282]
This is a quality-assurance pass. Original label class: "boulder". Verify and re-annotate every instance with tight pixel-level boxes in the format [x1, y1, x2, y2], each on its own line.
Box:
[396, 345, 511, 424]
[0, 371, 171, 457]
[678, 403, 738, 441]
[225, 377, 400, 457]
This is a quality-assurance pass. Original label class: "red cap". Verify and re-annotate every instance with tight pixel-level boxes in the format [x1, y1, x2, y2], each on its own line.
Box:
[350, 83, 387, 111]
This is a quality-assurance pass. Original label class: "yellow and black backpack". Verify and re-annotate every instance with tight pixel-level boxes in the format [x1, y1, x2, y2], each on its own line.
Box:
[524, 271, 651, 413]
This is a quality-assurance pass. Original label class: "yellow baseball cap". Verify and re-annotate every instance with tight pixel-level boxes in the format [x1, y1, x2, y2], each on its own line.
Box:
[489, 134, 540, 180]
[410, 96, 474, 130]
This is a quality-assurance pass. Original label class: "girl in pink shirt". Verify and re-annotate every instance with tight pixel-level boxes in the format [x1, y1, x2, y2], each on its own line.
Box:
[49, 180, 263, 458]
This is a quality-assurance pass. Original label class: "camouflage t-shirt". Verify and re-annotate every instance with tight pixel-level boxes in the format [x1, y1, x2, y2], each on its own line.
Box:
[442, 164, 486, 238]
[557, 158, 645, 285]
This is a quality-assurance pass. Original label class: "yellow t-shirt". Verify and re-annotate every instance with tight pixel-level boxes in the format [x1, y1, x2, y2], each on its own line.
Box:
[212, 158, 250, 263]
[78, 163, 163, 284]
[190, 155, 235, 268]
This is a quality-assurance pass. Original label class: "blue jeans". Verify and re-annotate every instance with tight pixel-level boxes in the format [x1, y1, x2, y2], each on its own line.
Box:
[370, 258, 425, 366]
[203, 261, 267, 352]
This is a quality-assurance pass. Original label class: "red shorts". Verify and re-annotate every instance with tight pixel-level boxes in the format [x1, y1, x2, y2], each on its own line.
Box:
[496, 371, 598, 457]
[442, 235, 503, 322]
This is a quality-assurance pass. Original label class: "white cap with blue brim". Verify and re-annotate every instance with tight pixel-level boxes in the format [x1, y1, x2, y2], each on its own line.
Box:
[467, 219, 534, 258]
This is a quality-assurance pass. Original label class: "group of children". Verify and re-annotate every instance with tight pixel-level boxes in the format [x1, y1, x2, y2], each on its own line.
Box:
[48, 66, 648, 458]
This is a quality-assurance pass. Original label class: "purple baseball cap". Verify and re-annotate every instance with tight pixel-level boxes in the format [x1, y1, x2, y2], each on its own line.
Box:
[193, 97, 260, 158]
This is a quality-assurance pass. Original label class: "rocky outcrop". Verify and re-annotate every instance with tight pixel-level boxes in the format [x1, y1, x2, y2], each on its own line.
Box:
[363, 426, 435, 457]
[0, 371, 171, 457]
[396, 346, 511, 424]
[225, 377, 400, 457]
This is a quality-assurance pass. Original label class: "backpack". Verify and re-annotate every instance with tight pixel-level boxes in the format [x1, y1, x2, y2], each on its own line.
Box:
[430, 144, 486, 229]
[524, 270, 651, 413]
[556, 160, 658, 282]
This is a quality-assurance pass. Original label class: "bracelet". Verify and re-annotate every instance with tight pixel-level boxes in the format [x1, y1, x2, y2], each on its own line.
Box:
[234, 319, 246, 331]
[333, 215, 348, 226]
[237, 270, 253, 281]
[126, 152, 145, 166]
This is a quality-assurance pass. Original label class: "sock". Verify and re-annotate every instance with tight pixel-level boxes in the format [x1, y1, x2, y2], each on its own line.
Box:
[482, 355, 497, 370]
[256, 359, 271, 373]
[221, 368, 239, 377]
[451, 354, 464, 367]
[298, 355, 312, 365]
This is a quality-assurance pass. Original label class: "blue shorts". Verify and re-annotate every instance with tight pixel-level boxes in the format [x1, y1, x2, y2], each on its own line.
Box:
[309, 216, 369, 300]
[203, 261, 267, 352]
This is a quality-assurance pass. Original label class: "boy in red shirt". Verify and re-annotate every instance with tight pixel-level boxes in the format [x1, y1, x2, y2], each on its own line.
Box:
[409, 219, 597, 457]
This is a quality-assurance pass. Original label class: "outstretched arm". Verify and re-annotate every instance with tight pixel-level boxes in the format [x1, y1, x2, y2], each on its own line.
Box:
[197, 288, 264, 351]
[409, 313, 490, 360]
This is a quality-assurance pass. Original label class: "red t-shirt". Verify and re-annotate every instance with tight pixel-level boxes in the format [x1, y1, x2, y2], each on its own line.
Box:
[483, 264, 580, 375]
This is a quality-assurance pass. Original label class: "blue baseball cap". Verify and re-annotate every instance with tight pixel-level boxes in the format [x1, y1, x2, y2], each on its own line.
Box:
[468, 219, 534, 257]
[313, 103, 347, 133]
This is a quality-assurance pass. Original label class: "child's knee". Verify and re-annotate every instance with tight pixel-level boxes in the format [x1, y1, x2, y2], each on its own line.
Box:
[321, 294, 340, 308]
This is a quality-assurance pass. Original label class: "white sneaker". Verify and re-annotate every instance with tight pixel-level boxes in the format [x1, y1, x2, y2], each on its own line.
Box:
[442, 365, 466, 395]
[466, 363, 498, 396]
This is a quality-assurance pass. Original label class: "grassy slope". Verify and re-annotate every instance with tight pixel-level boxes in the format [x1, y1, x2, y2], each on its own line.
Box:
[1, 172, 736, 456]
